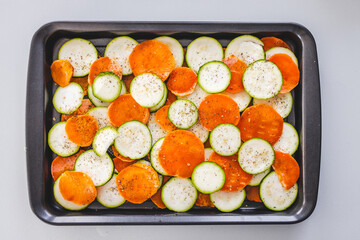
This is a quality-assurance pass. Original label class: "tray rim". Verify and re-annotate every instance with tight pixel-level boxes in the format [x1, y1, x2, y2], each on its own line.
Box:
[26, 21, 321, 225]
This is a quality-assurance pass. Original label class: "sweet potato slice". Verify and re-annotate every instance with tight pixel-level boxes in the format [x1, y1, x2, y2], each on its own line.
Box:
[112, 146, 138, 163]
[88, 56, 122, 85]
[129, 40, 175, 81]
[238, 104, 283, 145]
[272, 151, 300, 190]
[122, 74, 134, 92]
[159, 130, 205, 178]
[65, 115, 99, 147]
[59, 171, 97, 205]
[51, 59, 74, 87]
[151, 176, 171, 209]
[71, 76, 89, 95]
[116, 163, 159, 204]
[155, 105, 177, 132]
[166, 67, 197, 97]
[107, 94, 150, 127]
[195, 192, 214, 207]
[222, 55, 247, 93]
[245, 186, 262, 202]
[268, 53, 300, 93]
[51, 150, 84, 181]
[209, 152, 252, 192]
[61, 99, 94, 121]
[113, 157, 134, 173]
[198, 94, 240, 131]
[165, 91, 177, 106]
[261, 37, 291, 51]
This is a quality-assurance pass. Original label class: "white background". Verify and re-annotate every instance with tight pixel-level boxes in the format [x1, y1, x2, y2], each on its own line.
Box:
[1, 0, 359, 239]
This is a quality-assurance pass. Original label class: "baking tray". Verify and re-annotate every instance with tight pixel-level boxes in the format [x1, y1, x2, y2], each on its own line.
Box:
[26, 21, 321, 225]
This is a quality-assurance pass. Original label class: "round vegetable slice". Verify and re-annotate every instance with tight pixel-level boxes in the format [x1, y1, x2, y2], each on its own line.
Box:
[222, 55, 247, 93]
[150, 138, 169, 175]
[88, 85, 110, 107]
[198, 94, 240, 131]
[58, 38, 98, 77]
[248, 168, 271, 186]
[114, 121, 152, 159]
[136, 160, 164, 189]
[266, 47, 298, 66]
[161, 177, 197, 212]
[107, 94, 150, 127]
[104, 36, 138, 75]
[53, 82, 84, 114]
[186, 36, 224, 73]
[210, 123, 241, 156]
[48, 122, 80, 157]
[208, 152, 252, 192]
[166, 67, 197, 97]
[198, 61, 231, 93]
[158, 130, 205, 178]
[51, 59, 74, 87]
[253, 92, 293, 118]
[149, 82, 168, 112]
[210, 189, 246, 212]
[70, 76, 89, 95]
[147, 113, 167, 146]
[58, 171, 97, 205]
[243, 60, 283, 99]
[92, 126, 118, 156]
[195, 193, 214, 207]
[51, 150, 84, 181]
[223, 90, 252, 112]
[192, 162, 225, 194]
[74, 150, 114, 187]
[61, 99, 94, 122]
[88, 56, 122, 86]
[112, 145, 137, 163]
[129, 39, 175, 81]
[168, 99, 198, 129]
[261, 37, 291, 52]
[155, 36, 184, 68]
[273, 122, 299, 155]
[225, 35, 264, 65]
[186, 120, 209, 143]
[165, 90, 177, 106]
[268, 53, 300, 93]
[151, 176, 171, 209]
[155, 105, 177, 132]
[180, 84, 209, 108]
[272, 151, 300, 190]
[96, 174, 126, 208]
[116, 162, 159, 204]
[260, 171, 298, 211]
[238, 104, 283, 145]
[86, 107, 112, 129]
[245, 186, 262, 202]
[113, 157, 133, 173]
[92, 72, 122, 102]
[130, 73, 165, 108]
[65, 115, 99, 147]
[238, 138, 274, 174]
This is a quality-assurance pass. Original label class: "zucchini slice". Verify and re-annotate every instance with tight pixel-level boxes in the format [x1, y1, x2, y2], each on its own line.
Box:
[243, 60, 283, 99]
[168, 99, 198, 129]
[58, 38, 98, 77]
[266, 47, 298, 66]
[147, 113, 167, 146]
[238, 138, 274, 174]
[225, 35, 265, 65]
[155, 36, 184, 68]
[162, 177, 197, 212]
[253, 92, 293, 118]
[88, 86, 110, 107]
[273, 122, 299, 155]
[260, 171, 298, 211]
[186, 36, 224, 73]
[210, 123, 241, 156]
[48, 122, 79, 157]
[96, 173, 126, 208]
[198, 61, 231, 93]
[150, 138, 169, 176]
[92, 126, 118, 156]
[192, 162, 225, 194]
[92, 72, 122, 102]
[149, 82, 168, 112]
[74, 150, 114, 187]
[86, 107, 112, 130]
[53, 173, 89, 211]
[210, 189, 246, 212]
[180, 84, 209, 108]
[114, 121, 152, 159]
[248, 168, 271, 186]
[223, 91, 252, 112]
[130, 73, 165, 108]
[187, 120, 209, 143]
[53, 82, 84, 114]
[104, 36, 138, 75]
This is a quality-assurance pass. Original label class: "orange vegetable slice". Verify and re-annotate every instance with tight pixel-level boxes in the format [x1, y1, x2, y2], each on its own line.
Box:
[268, 53, 300, 93]
[116, 163, 159, 204]
[61, 99, 94, 121]
[113, 157, 134, 173]
[155, 105, 177, 132]
[59, 171, 97, 205]
[159, 130, 205, 178]
[71, 76, 89, 95]
[198, 94, 240, 131]
[122, 74, 134, 92]
[272, 151, 300, 190]
[51, 150, 84, 181]
[129, 40, 175, 81]
[166, 67, 197, 97]
[209, 152, 252, 192]
[88, 56, 122, 85]
[195, 192, 214, 207]
[107, 94, 150, 127]
[150, 176, 171, 209]
[51, 59, 74, 87]
[112, 146, 137, 163]
[65, 115, 99, 147]
[165, 91, 177, 106]
[261, 37, 291, 51]
[245, 186, 262, 202]
[238, 104, 283, 145]
[222, 55, 247, 93]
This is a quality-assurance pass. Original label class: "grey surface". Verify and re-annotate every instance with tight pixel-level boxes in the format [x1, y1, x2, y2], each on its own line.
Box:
[0, 0, 359, 239]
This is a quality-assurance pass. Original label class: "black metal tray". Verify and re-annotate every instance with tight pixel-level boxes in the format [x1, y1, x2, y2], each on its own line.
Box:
[26, 21, 321, 225]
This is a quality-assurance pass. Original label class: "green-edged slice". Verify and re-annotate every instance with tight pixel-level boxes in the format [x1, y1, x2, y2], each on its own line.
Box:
[180, 84, 209, 108]
[53, 82, 84, 114]
[225, 35, 264, 65]
[168, 99, 198, 129]
[86, 107, 112, 129]
[223, 91, 252, 112]
[48, 122, 79, 157]
[192, 162, 225, 194]
[273, 122, 299, 155]
[248, 168, 271, 186]
[253, 92, 293, 118]
[96, 174, 126, 208]
[187, 120, 209, 143]
[155, 36, 184, 68]
[210, 123, 241, 156]
[210, 189, 246, 212]
[92, 126, 118, 156]
[149, 82, 168, 112]
[147, 113, 167, 146]
[198, 61, 231, 93]
[150, 138, 169, 175]
[88, 86, 110, 107]
[266, 47, 298, 66]
[92, 72, 122, 102]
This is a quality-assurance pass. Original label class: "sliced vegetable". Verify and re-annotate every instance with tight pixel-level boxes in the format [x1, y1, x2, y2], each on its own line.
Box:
[168, 99, 198, 129]
[165, 90, 177, 106]
[245, 186, 262, 202]
[51, 150, 84, 181]
[147, 113, 167, 146]
[155, 105, 177, 132]
[225, 35, 264, 65]
[96, 174, 126, 208]
[51, 59, 73, 87]
[92, 72, 122, 102]
[195, 193, 214, 207]
[186, 120, 209, 143]
[151, 176, 171, 209]
[86, 107, 112, 129]
[210, 189, 246, 212]
[48, 122, 79, 157]
[261, 37, 291, 52]
[150, 138, 169, 175]
[155, 36, 184, 68]
[253, 92, 293, 118]
[113, 157, 133, 173]
[149, 82, 168, 112]
[192, 162, 225, 194]
[248, 168, 271, 186]
[273, 122, 299, 155]
[53, 82, 84, 114]
[210, 123, 241, 156]
[266, 47, 298, 66]
[71, 76, 89, 95]
[272, 151, 300, 190]
[223, 90, 252, 112]
[88, 56, 122, 86]
[222, 55, 247, 93]
[112, 145, 137, 163]
[198, 61, 231, 93]
[61, 99, 94, 122]
[92, 126, 118, 156]
[166, 67, 197, 97]
[88, 85, 110, 107]
[65, 115, 99, 147]
[204, 148, 214, 161]
[180, 84, 209, 108]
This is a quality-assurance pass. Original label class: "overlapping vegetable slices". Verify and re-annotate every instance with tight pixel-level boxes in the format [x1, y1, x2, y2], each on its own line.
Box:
[48, 34, 300, 212]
